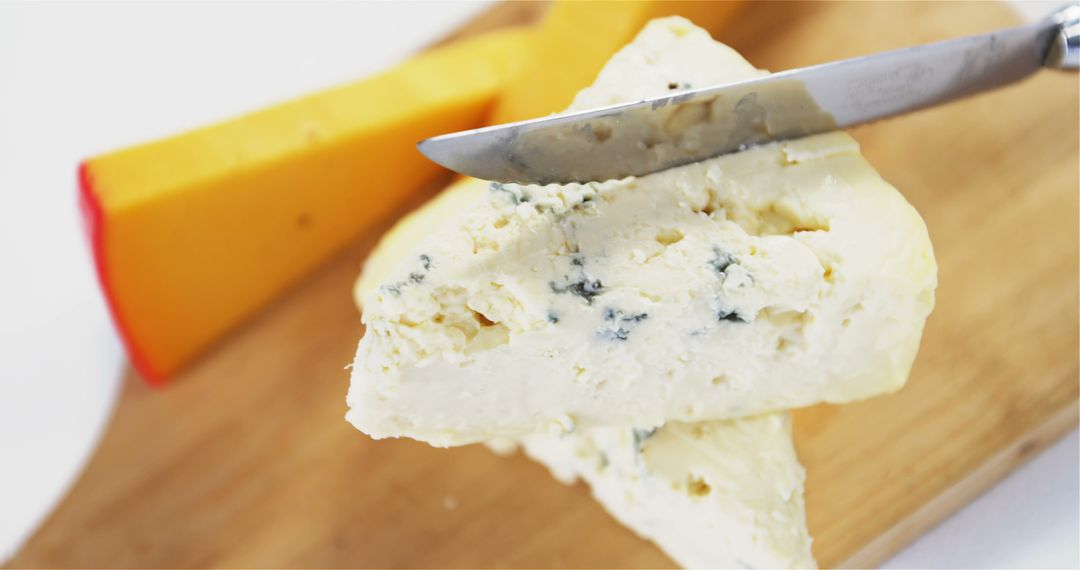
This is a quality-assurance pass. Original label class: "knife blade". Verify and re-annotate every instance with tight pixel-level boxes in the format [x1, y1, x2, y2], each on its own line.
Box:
[418, 4, 1078, 185]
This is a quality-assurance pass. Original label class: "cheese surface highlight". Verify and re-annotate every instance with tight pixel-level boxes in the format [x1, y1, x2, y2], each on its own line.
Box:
[347, 18, 937, 446]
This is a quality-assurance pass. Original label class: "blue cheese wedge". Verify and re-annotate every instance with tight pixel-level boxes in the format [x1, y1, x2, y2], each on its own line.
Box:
[353, 178, 816, 569]
[347, 17, 937, 446]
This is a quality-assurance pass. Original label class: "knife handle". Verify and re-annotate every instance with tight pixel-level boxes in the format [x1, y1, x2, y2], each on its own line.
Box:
[1044, 4, 1079, 70]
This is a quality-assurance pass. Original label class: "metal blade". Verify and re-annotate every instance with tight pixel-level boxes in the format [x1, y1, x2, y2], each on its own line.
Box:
[418, 18, 1060, 184]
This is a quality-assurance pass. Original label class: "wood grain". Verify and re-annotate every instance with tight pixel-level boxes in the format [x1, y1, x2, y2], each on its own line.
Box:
[430, 1, 547, 48]
[11, 1, 1078, 568]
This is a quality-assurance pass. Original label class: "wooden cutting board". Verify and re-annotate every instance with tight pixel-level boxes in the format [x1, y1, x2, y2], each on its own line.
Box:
[11, 1, 1078, 568]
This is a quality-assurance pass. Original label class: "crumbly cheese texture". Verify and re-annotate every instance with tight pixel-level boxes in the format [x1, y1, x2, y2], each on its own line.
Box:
[347, 17, 937, 446]
[514, 414, 814, 569]
[354, 179, 816, 569]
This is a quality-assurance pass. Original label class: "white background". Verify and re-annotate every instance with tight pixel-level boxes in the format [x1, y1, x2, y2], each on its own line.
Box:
[0, 1, 1076, 567]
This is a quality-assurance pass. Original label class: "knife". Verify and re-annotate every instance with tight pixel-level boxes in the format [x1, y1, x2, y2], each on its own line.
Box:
[418, 4, 1079, 185]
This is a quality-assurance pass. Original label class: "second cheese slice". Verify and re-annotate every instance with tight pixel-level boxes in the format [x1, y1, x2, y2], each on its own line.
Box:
[512, 414, 815, 569]
[348, 17, 937, 446]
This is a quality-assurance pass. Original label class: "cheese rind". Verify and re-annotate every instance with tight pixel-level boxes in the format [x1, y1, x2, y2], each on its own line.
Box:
[348, 18, 936, 446]
[81, 28, 529, 381]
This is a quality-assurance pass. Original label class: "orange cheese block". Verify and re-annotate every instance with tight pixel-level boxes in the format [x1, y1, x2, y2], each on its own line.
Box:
[489, 0, 744, 124]
[81, 27, 530, 383]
